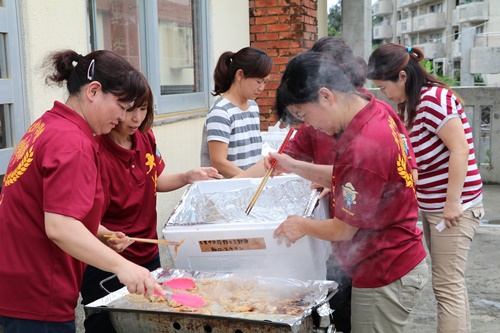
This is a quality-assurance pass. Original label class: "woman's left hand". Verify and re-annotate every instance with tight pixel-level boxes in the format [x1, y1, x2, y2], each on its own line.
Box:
[105, 231, 135, 252]
[443, 200, 464, 228]
[273, 215, 307, 247]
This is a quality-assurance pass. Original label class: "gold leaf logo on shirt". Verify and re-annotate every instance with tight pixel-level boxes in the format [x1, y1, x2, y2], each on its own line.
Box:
[2, 120, 44, 189]
[397, 153, 414, 188]
[4, 146, 34, 186]
[388, 117, 415, 191]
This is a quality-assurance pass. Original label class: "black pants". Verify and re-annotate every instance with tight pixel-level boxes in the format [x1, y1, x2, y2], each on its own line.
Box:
[0, 316, 75, 333]
[80, 254, 161, 333]
[326, 254, 352, 333]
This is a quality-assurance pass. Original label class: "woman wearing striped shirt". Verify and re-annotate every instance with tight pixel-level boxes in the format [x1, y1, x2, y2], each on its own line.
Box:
[200, 47, 273, 178]
[368, 43, 484, 333]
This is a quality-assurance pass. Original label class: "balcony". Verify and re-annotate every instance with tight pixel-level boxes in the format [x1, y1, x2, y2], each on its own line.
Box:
[373, 23, 393, 40]
[412, 12, 446, 33]
[411, 0, 433, 6]
[474, 34, 500, 48]
[373, 0, 393, 16]
[415, 42, 446, 59]
[470, 47, 500, 74]
[397, 18, 413, 35]
[453, 1, 489, 25]
[398, 0, 412, 9]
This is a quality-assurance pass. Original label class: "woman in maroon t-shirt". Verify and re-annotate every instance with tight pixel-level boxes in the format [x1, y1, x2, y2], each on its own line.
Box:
[265, 51, 428, 333]
[0, 50, 165, 333]
[80, 74, 222, 333]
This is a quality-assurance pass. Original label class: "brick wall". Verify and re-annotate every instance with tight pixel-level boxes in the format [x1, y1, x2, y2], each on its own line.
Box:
[249, 0, 318, 130]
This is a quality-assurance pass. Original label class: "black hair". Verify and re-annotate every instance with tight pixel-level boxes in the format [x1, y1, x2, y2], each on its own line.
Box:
[276, 52, 354, 125]
[212, 47, 273, 96]
[367, 43, 460, 129]
[308, 37, 367, 88]
[44, 49, 148, 104]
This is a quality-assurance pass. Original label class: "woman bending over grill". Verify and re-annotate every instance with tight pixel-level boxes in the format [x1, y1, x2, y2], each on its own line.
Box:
[265, 51, 429, 333]
[80, 74, 221, 333]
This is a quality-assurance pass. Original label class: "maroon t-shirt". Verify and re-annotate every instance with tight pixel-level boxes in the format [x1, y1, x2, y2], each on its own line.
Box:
[330, 94, 426, 288]
[0, 101, 104, 321]
[97, 130, 165, 265]
[284, 124, 337, 165]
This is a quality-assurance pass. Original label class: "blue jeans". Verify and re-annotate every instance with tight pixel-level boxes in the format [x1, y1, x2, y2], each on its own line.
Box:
[0, 316, 75, 333]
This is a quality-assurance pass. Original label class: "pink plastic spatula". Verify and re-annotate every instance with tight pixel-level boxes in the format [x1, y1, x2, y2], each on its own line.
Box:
[154, 290, 205, 308]
[163, 277, 196, 290]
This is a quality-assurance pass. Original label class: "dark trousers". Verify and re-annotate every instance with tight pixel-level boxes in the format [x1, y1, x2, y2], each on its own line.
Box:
[326, 254, 352, 333]
[80, 254, 161, 333]
[0, 316, 75, 333]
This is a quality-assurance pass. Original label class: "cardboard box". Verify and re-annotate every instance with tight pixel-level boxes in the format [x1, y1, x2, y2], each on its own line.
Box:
[162, 175, 332, 281]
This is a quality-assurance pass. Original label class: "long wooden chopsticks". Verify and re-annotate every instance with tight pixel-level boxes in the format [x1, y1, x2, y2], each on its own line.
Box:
[103, 234, 179, 246]
[245, 128, 295, 215]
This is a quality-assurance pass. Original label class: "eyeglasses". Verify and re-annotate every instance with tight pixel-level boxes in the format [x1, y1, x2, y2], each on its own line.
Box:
[87, 59, 95, 81]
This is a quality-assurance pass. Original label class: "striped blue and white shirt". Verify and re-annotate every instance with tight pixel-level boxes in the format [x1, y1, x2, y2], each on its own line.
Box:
[200, 97, 262, 171]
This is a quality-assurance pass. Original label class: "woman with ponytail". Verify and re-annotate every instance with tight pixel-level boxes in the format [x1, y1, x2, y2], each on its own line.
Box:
[200, 47, 273, 178]
[368, 43, 484, 333]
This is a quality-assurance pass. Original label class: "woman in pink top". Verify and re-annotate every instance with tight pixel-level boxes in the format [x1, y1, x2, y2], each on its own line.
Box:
[368, 43, 484, 333]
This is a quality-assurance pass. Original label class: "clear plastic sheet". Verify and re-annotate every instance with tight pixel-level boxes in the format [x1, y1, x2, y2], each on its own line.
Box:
[166, 178, 315, 226]
[85, 268, 337, 332]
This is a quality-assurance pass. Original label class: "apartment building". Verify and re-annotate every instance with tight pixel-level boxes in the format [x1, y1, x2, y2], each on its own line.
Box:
[373, 0, 500, 86]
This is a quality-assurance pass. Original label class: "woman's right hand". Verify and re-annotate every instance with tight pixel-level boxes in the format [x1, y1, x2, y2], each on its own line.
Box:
[115, 262, 165, 298]
[264, 152, 295, 176]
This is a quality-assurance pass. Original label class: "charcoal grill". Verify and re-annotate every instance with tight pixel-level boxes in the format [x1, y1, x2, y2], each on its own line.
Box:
[84, 268, 339, 333]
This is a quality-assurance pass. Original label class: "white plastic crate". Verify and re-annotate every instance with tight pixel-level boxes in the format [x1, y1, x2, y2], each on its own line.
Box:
[261, 127, 296, 156]
[162, 175, 332, 281]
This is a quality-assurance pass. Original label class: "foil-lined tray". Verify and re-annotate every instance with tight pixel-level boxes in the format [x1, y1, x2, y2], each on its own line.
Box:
[85, 267, 337, 332]
[166, 176, 317, 226]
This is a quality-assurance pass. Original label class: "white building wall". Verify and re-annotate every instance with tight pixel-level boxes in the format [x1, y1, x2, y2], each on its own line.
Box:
[18, 0, 90, 121]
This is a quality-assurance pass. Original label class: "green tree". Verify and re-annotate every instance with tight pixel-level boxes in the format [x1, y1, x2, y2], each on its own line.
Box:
[421, 59, 458, 87]
[328, 2, 342, 37]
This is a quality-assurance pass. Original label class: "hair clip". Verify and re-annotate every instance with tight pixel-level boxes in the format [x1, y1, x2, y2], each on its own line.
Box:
[87, 59, 95, 81]
[407, 46, 412, 53]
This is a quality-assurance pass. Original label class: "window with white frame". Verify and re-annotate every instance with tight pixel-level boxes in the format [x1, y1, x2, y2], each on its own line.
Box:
[87, 0, 209, 115]
[0, 0, 26, 176]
